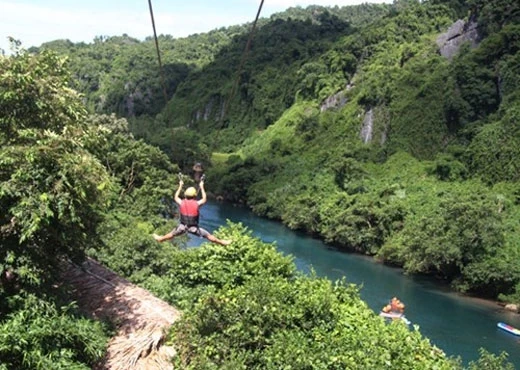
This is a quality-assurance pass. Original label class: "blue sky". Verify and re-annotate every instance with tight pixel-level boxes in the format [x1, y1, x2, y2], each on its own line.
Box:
[1, 0, 391, 53]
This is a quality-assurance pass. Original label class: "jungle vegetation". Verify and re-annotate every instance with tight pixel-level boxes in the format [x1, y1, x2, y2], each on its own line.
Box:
[1, 0, 519, 368]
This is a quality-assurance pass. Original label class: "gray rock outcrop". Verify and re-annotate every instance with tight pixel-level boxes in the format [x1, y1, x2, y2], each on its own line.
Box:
[436, 18, 480, 60]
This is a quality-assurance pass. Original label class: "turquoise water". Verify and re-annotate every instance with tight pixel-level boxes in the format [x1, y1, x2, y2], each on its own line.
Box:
[186, 201, 520, 368]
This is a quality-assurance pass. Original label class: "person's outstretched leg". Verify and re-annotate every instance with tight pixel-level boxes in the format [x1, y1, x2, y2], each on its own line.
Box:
[191, 227, 231, 246]
[153, 232, 175, 242]
[206, 233, 232, 246]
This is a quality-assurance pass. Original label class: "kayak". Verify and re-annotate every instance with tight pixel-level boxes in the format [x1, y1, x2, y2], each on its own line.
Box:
[379, 312, 411, 325]
[497, 322, 520, 336]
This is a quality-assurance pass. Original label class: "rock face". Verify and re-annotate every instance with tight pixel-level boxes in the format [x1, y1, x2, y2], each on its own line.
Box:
[360, 108, 374, 144]
[436, 18, 480, 60]
[320, 90, 348, 112]
[320, 83, 353, 112]
[358, 106, 389, 145]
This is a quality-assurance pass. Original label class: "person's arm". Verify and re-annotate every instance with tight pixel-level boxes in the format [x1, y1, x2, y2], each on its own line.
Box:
[198, 180, 207, 205]
[174, 180, 183, 205]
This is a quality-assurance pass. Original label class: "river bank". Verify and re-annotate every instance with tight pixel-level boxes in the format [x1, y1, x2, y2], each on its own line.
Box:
[195, 199, 520, 366]
[368, 254, 520, 316]
[214, 196, 520, 317]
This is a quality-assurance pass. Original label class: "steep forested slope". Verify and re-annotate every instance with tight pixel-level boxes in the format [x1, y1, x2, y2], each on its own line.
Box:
[161, 0, 520, 303]
[3, 1, 520, 368]
[40, 0, 520, 304]
[35, 30, 244, 118]
[1, 39, 478, 370]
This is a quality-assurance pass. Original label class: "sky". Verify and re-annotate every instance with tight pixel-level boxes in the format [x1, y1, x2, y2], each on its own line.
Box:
[1, 0, 391, 53]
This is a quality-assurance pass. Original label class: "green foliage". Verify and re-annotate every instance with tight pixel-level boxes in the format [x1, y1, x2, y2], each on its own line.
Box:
[142, 223, 296, 309]
[428, 0, 468, 18]
[469, 0, 520, 37]
[199, 0, 520, 304]
[91, 211, 181, 282]
[37, 32, 237, 118]
[271, 3, 392, 29]
[0, 44, 116, 370]
[126, 114, 211, 172]
[499, 281, 520, 305]
[442, 24, 520, 141]
[83, 114, 179, 218]
[4, 1, 520, 367]
[163, 12, 356, 149]
[0, 293, 108, 370]
[377, 181, 512, 292]
[0, 130, 108, 285]
[222, 92, 520, 297]
[0, 48, 109, 287]
[498, 49, 520, 106]
[161, 228, 459, 369]
[427, 154, 468, 181]
[116, 223, 460, 369]
[467, 349, 516, 370]
[449, 46, 500, 124]
[385, 52, 454, 158]
[0, 46, 86, 145]
[216, 156, 281, 205]
[79, 113, 186, 281]
[464, 101, 520, 184]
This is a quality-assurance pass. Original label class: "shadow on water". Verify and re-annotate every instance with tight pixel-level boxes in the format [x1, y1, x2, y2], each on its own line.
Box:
[185, 201, 520, 368]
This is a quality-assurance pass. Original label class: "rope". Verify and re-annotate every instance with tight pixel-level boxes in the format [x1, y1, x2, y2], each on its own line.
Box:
[148, 0, 169, 105]
[66, 258, 117, 287]
[215, 0, 265, 141]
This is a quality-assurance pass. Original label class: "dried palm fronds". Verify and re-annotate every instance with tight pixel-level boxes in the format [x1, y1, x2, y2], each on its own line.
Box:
[62, 258, 181, 370]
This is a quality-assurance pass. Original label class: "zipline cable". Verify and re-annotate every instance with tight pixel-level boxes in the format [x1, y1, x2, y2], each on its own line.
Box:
[216, 0, 265, 139]
[148, 0, 169, 105]
[146, 0, 264, 170]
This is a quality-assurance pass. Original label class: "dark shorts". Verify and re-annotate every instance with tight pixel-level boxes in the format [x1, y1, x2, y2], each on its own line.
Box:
[170, 224, 210, 238]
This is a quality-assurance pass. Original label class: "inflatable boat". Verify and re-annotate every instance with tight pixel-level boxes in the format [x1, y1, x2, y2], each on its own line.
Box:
[379, 312, 411, 325]
[497, 322, 520, 336]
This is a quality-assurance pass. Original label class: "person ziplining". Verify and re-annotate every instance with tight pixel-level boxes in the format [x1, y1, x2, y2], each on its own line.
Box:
[153, 173, 232, 246]
[147, 0, 263, 248]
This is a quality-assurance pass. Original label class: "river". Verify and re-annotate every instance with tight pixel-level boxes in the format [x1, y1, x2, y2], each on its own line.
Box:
[187, 200, 520, 368]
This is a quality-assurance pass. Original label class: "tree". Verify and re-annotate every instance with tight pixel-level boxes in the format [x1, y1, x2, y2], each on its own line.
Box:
[465, 102, 520, 184]
[0, 45, 109, 288]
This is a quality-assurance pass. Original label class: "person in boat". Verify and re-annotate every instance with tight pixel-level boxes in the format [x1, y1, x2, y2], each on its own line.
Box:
[153, 178, 232, 246]
[382, 297, 405, 315]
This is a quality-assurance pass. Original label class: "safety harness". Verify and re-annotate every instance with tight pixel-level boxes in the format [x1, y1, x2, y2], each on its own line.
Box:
[179, 199, 199, 227]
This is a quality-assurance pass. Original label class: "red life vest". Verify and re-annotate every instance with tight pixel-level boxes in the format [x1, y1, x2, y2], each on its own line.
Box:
[179, 199, 199, 226]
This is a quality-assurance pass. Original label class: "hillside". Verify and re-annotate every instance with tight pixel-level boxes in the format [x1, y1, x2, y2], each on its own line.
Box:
[36, 0, 520, 306]
[2, 0, 520, 368]
[161, 0, 520, 303]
